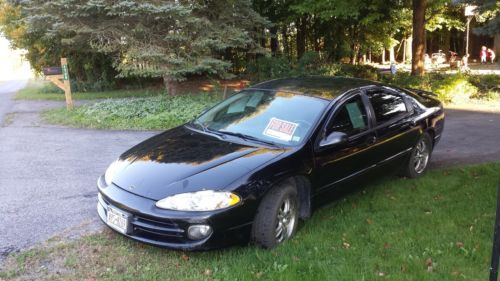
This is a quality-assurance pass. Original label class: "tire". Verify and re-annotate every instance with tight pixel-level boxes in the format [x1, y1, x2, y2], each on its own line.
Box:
[251, 181, 299, 249]
[403, 133, 433, 178]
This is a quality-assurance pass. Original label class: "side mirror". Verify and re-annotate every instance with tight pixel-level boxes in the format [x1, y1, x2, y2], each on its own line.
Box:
[319, 132, 348, 148]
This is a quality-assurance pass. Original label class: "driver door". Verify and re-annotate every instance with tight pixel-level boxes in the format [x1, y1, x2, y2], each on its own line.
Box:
[313, 92, 378, 195]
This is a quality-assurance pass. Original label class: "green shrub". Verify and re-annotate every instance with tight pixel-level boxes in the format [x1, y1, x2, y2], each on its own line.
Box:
[468, 74, 500, 90]
[70, 79, 116, 92]
[336, 64, 380, 80]
[478, 90, 500, 101]
[467, 74, 500, 100]
[295, 51, 323, 76]
[44, 94, 221, 130]
[246, 56, 294, 81]
[319, 63, 342, 76]
[382, 72, 434, 91]
[386, 73, 486, 104]
[431, 74, 478, 103]
[38, 82, 64, 94]
[246, 52, 381, 82]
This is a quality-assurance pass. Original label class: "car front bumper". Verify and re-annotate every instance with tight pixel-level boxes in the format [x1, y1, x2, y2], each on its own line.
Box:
[96, 176, 255, 250]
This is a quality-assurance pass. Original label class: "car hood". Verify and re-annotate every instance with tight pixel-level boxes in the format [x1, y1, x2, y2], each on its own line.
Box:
[111, 126, 284, 200]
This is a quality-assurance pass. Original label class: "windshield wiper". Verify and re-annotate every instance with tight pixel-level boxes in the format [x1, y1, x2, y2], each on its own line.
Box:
[218, 130, 279, 147]
[189, 120, 225, 138]
[190, 119, 206, 132]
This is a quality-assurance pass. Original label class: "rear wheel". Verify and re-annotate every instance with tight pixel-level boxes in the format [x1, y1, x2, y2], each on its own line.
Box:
[251, 182, 299, 248]
[403, 133, 433, 178]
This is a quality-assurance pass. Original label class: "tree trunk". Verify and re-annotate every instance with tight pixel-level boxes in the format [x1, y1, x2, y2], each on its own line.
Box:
[403, 39, 406, 64]
[349, 43, 361, 65]
[389, 46, 395, 63]
[411, 0, 426, 76]
[381, 48, 386, 64]
[442, 28, 451, 55]
[427, 32, 433, 53]
[281, 26, 289, 57]
[406, 35, 413, 63]
[296, 16, 307, 59]
[313, 18, 321, 52]
[270, 26, 279, 56]
[163, 75, 177, 96]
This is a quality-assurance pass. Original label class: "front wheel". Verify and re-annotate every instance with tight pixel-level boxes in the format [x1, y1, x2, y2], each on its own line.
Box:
[403, 133, 433, 178]
[251, 182, 299, 248]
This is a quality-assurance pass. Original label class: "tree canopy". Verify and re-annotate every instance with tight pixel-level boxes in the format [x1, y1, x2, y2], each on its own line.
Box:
[0, 0, 496, 84]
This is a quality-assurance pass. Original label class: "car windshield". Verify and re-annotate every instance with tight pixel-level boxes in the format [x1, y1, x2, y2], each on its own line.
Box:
[192, 89, 329, 146]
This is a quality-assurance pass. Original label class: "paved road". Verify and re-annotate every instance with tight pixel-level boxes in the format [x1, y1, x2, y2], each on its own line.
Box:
[0, 80, 499, 263]
[0, 80, 156, 261]
[431, 108, 500, 168]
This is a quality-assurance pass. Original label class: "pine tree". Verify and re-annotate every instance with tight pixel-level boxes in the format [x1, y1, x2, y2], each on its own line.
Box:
[19, 0, 267, 93]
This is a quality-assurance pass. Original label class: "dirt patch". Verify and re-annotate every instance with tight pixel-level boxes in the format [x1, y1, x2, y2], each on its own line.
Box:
[0, 113, 15, 127]
[169, 78, 251, 96]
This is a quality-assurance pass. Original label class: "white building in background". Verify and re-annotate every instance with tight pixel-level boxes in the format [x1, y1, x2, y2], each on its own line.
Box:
[0, 35, 34, 81]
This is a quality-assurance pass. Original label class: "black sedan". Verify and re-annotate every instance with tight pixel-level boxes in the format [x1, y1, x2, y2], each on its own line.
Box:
[97, 76, 445, 250]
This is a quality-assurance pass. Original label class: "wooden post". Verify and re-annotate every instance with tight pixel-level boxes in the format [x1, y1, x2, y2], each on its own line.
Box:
[60, 58, 73, 110]
[223, 85, 228, 99]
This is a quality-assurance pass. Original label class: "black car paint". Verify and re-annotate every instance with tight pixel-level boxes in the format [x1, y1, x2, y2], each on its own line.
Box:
[97, 77, 445, 250]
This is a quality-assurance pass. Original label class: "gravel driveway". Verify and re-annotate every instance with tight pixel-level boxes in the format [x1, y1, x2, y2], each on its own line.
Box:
[0, 79, 499, 263]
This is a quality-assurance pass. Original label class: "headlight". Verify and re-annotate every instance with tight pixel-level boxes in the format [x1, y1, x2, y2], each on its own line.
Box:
[104, 160, 127, 186]
[155, 190, 241, 211]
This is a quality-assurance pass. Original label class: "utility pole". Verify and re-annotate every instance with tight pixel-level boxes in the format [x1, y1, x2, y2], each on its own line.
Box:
[465, 16, 472, 57]
[464, 5, 477, 57]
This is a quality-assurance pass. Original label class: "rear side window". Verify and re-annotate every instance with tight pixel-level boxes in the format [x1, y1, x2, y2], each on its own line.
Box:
[368, 91, 407, 124]
[326, 95, 368, 136]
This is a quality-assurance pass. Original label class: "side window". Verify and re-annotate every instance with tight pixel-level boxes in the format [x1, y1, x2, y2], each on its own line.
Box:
[368, 91, 407, 124]
[326, 95, 368, 136]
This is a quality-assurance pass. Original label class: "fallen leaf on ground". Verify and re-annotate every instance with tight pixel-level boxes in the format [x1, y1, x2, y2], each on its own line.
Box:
[426, 258, 433, 272]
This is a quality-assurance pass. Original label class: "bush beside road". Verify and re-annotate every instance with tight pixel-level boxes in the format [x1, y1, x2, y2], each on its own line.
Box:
[15, 80, 162, 101]
[42, 94, 221, 130]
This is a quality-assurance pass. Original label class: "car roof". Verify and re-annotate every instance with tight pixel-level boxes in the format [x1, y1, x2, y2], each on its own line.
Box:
[249, 76, 382, 101]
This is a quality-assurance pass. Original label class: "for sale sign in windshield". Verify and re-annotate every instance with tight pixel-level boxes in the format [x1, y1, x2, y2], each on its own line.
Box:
[263, 118, 298, 141]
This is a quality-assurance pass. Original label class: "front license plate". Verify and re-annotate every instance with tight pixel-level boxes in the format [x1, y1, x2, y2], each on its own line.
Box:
[106, 206, 129, 234]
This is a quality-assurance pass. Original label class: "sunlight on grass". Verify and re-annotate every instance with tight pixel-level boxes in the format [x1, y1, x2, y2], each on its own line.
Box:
[1, 162, 499, 280]
[15, 80, 162, 101]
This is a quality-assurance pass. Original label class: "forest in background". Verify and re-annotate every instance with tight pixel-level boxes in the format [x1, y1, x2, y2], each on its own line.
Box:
[0, 0, 498, 92]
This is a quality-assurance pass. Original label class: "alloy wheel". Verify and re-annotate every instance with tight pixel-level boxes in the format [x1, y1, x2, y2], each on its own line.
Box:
[275, 197, 296, 243]
[413, 139, 430, 174]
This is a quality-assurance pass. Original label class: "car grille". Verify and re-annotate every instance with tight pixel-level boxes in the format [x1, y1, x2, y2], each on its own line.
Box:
[99, 193, 186, 243]
[131, 215, 185, 242]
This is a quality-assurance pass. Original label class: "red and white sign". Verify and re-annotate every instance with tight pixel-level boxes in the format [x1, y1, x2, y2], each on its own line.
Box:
[263, 118, 298, 141]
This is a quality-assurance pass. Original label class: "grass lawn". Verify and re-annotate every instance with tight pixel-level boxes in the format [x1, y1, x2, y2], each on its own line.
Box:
[15, 80, 162, 101]
[1, 162, 499, 280]
[42, 94, 222, 130]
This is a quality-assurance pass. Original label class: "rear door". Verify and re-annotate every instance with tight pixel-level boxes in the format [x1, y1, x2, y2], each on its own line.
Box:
[365, 87, 420, 166]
